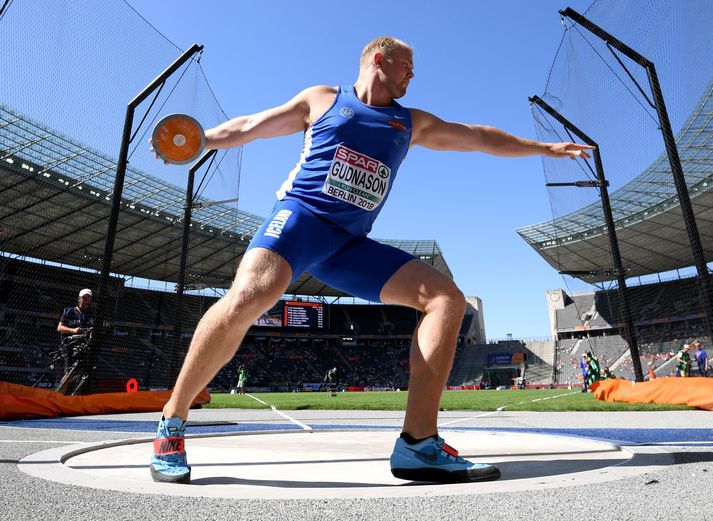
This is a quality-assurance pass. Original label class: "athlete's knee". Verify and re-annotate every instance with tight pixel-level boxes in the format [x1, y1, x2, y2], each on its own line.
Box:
[424, 282, 466, 317]
[227, 250, 290, 311]
[223, 286, 274, 318]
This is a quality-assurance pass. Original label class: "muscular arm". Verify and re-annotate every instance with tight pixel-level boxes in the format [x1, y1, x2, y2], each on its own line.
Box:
[205, 85, 337, 150]
[409, 108, 592, 159]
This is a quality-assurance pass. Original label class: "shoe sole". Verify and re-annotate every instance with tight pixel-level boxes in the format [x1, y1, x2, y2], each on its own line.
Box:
[150, 465, 191, 484]
[391, 466, 501, 483]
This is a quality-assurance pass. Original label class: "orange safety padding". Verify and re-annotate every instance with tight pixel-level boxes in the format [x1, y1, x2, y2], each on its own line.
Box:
[0, 381, 210, 420]
[591, 377, 713, 411]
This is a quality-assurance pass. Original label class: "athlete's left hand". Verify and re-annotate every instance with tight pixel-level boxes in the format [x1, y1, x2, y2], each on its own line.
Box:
[544, 142, 595, 160]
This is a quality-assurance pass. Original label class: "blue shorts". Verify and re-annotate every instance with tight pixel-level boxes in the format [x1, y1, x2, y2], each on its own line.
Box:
[247, 199, 415, 302]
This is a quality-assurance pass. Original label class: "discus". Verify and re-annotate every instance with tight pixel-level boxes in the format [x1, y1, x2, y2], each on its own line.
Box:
[151, 113, 205, 165]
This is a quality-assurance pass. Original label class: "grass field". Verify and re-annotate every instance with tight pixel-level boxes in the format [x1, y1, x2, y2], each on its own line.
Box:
[203, 389, 690, 412]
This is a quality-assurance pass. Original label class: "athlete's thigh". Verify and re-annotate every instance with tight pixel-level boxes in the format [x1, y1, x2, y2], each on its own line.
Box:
[307, 236, 415, 303]
[232, 247, 293, 303]
[246, 198, 344, 284]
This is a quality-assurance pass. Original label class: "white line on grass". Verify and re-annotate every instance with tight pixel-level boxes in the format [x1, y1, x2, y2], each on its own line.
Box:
[493, 391, 581, 412]
[438, 411, 500, 427]
[437, 391, 580, 428]
[246, 394, 312, 431]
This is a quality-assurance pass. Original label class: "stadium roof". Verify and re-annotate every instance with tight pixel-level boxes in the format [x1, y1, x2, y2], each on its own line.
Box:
[0, 103, 452, 296]
[517, 81, 713, 283]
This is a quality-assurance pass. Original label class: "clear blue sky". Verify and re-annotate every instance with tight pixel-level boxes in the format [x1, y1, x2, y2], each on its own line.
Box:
[127, 0, 593, 339]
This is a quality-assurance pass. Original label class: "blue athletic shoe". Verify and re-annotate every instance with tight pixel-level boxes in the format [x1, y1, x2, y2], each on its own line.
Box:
[150, 416, 191, 484]
[390, 435, 501, 483]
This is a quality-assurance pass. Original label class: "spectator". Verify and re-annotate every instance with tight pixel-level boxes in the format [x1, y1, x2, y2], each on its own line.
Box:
[585, 351, 601, 388]
[324, 366, 339, 396]
[237, 364, 248, 395]
[580, 354, 589, 392]
[676, 344, 692, 377]
[647, 362, 657, 381]
[694, 340, 708, 377]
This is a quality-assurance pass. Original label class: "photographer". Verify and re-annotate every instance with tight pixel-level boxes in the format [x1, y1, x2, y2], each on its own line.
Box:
[56, 289, 94, 374]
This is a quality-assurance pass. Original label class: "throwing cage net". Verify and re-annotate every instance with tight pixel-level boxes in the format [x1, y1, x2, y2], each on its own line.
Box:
[0, 0, 250, 393]
[519, 0, 713, 384]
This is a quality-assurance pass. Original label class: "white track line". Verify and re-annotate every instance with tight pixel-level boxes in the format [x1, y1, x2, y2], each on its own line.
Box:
[650, 441, 713, 446]
[438, 391, 580, 428]
[246, 394, 311, 431]
[0, 439, 88, 444]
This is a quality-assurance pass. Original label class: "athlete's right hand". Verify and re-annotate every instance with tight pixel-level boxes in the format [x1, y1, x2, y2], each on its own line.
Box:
[148, 138, 168, 165]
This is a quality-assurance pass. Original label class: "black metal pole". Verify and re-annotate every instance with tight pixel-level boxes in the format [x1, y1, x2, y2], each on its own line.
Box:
[530, 95, 644, 382]
[560, 6, 713, 352]
[559, 8, 649, 67]
[169, 149, 216, 386]
[87, 44, 203, 393]
[0, 0, 13, 19]
[646, 64, 713, 343]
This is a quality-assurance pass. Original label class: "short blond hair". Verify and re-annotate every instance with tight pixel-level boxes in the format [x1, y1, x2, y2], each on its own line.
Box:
[360, 37, 412, 68]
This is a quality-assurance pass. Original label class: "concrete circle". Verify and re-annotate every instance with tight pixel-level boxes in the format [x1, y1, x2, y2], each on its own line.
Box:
[18, 429, 673, 499]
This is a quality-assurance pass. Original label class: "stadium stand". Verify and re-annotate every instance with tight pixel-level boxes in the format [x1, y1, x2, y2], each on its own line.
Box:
[1, 257, 496, 391]
[522, 340, 556, 384]
[551, 277, 711, 384]
[24, 238, 713, 391]
[447, 339, 555, 388]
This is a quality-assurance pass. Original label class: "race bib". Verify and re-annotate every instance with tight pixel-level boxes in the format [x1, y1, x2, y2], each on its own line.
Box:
[322, 145, 390, 211]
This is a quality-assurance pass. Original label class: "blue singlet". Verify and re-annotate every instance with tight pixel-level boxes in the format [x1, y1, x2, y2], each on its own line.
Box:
[248, 85, 416, 302]
[276, 84, 412, 236]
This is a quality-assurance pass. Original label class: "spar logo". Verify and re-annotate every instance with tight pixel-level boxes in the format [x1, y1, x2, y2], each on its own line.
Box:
[323, 146, 391, 211]
[334, 146, 385, 176]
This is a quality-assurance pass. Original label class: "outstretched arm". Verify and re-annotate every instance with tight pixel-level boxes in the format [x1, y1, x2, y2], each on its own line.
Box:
[409, 108, 593, 160]
[205, 85, 336, 150]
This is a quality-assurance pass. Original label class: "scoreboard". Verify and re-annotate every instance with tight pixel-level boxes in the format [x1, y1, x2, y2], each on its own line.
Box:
[283, 301, 325, 329]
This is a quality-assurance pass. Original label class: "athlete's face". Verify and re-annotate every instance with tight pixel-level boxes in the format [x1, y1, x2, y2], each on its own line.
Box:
[377, 46, 414, 99]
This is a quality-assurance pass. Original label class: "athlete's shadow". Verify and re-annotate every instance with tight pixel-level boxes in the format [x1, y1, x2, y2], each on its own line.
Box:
[190, 451, 655, 488]
[71, 450, 677, 488]
[670, 450, 713, 465]
[191, 476, 389, 488]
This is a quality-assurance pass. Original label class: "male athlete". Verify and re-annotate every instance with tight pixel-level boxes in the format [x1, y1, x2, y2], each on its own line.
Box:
[151, 37, 592, 484]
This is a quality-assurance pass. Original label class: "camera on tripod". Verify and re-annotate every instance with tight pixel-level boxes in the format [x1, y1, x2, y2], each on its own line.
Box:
[64, 327, 93, 358]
